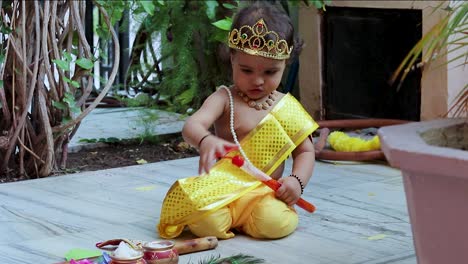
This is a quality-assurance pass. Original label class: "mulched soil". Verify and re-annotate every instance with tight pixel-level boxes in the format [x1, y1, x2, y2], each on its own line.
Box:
[64, 134, 199, 173]
[0, 134, 199, 183]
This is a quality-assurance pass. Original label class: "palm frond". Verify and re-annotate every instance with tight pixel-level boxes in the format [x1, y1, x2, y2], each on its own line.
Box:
[390, 1, 468, 118]
[188, 254, 265, 264]
[391, 14, 450, 86]
[445, 84, 468, 117]
[391, 2, 467, 84]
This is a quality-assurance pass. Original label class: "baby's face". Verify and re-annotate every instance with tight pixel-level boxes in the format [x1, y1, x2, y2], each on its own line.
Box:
[231, 51, 286, 100]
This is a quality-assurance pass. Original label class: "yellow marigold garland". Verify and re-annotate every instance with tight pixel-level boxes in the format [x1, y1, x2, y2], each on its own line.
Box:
[328, 131, 380, 152]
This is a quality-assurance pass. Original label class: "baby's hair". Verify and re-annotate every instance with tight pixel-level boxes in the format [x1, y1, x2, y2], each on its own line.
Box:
[230, 1, 303, 61]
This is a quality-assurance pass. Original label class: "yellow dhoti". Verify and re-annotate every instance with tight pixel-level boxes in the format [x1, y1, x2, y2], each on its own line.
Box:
[158, 94, 318, 239]
[188, 185, 299, 239]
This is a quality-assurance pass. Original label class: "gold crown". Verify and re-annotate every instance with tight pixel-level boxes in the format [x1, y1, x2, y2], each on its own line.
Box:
[228, 18, 293, 60]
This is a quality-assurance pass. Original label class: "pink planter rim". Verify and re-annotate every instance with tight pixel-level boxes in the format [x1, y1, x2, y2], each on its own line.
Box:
[379, 118, 468, 179]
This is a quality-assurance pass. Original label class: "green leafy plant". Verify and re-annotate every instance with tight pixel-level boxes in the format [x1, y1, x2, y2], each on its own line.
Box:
[125, 0, 331, 114]
[134, 108, 161, 144]
[123, 0, 234, 114]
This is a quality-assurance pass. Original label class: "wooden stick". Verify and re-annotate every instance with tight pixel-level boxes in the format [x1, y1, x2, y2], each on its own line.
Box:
[174, 236, 218, 255]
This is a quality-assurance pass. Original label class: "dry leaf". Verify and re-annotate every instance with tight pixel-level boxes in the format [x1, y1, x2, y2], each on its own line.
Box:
[176, 141, 191, 151]
[135, 185, 156, 191]
[367, 234, 387, 240]
[136, 159, 147, 164]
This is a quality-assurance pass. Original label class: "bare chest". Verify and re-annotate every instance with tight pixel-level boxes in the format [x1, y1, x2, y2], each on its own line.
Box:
[214, 102, 270, 142]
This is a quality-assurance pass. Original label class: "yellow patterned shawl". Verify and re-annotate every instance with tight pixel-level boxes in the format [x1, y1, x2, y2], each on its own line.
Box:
[158, 93, 318, 238]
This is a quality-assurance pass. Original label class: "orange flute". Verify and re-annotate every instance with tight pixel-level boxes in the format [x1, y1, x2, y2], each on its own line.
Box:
[227, 154, 316, 213]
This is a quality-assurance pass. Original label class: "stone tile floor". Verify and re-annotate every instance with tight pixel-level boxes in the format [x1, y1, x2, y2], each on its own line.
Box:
[0, 108, 417, 263]
[0, 157, 416, 263]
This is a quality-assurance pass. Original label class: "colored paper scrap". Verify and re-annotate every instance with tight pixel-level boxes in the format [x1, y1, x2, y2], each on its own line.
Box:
[64, 248, 102, 261]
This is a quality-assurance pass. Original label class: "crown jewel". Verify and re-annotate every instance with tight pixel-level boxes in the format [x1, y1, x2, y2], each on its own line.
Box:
[228, 18, 293, 60]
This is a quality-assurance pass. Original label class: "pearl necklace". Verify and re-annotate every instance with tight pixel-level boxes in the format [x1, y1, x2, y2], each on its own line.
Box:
[222, 86, 252, 165]
[237, 90, 277, 110]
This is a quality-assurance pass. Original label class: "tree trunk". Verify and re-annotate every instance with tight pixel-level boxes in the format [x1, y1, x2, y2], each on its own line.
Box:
[0, 0, 120, 179]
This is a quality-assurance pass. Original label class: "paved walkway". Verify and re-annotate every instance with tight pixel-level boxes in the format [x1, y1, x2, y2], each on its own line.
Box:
[69, 108, 185, 152]
[0, 108, 416, 263]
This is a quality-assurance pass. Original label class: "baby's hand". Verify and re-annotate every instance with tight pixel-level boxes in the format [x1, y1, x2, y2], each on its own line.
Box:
[276, 176, 302, 206]
[198, 135, 237, 174]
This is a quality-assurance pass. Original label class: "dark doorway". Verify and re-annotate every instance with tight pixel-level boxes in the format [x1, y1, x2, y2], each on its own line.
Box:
[324, 7, 422, 121]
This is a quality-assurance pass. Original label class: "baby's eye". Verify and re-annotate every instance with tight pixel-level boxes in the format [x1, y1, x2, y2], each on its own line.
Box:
[265, 70, 277, 75]
[241, 69, 252, 74]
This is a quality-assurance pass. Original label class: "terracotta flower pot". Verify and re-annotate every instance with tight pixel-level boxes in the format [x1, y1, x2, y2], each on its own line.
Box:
[379, 118, 468, 264]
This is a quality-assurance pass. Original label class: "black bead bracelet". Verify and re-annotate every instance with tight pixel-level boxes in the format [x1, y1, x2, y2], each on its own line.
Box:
[289, 174, 304, 194]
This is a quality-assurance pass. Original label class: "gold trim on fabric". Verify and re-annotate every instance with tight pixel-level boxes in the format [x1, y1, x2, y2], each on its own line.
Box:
[240, 93, 292, 173]
[174, 181, 261, 226]
[269, 93, 289, 116]
[262, 142, 294, 174]
[239, 95, 288, 160]
[292, 121, 319, 144]
[240, 115, 271, 149]
[262, 94, 317, 173]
